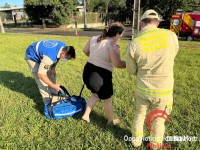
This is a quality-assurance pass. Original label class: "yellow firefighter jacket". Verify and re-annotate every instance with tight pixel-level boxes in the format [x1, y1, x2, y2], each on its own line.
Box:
[126, 25, 179, 99]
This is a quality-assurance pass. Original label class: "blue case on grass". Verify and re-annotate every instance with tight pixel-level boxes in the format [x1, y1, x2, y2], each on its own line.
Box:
[44, 85, 87, 119]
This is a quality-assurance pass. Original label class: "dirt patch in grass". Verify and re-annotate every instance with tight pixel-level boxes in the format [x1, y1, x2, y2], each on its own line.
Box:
[180, 45, 200, 49]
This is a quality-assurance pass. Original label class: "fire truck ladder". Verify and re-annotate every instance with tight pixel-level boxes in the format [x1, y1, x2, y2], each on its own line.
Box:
[183, 13, 194, 30]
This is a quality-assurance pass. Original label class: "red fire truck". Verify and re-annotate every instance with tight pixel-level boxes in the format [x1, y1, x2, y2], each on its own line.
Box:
[170, 12, 200, 41]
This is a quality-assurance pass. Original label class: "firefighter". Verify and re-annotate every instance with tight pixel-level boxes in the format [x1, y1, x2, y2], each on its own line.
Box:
[25, 40, 76, 104]
[126, 10, 179, 148]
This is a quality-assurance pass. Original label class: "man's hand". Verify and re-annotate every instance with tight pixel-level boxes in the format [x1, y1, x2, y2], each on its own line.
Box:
[54, 84, 63, 92]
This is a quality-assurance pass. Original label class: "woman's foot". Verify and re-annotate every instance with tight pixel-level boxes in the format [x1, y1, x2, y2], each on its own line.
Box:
[107, 118, 120, 126]
[82, 115, 90, 123]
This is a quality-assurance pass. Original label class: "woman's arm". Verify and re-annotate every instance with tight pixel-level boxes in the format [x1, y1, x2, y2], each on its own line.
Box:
[83, 39, 90, 56]
[109, 44, 126, 68]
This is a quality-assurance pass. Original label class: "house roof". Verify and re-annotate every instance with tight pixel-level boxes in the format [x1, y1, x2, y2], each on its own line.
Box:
[0, 7, 24, 12]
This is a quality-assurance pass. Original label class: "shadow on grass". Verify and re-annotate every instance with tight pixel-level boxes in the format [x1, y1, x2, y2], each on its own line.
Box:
[0, 71, 43, 114]
[73, 108, 150, 149]
[73, 110, 132, 145]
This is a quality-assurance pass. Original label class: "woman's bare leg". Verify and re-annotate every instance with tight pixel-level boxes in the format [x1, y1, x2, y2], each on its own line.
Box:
[82, 93, 99, 122]
[104, 97, 120, 125]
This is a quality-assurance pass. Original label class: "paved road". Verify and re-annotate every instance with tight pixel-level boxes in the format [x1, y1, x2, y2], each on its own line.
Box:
[5, 27, 133, 39]
[5, 27, 200, 42]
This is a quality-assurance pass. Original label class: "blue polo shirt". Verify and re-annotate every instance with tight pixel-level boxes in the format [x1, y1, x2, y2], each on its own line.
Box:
[26, 40, 66, 63]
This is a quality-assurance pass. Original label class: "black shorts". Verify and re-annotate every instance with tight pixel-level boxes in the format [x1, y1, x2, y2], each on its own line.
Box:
[83, 62, 113, 100]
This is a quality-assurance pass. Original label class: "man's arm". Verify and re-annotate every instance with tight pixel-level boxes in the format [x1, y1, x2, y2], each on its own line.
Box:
[37, 56, 61, 91]
[126, 41, 137, 75]
[38, 74, 61, 91]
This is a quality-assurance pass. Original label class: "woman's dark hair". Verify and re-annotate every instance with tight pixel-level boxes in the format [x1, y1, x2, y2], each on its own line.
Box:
[63, 46, 76, 58]
[97, 22, 125, 43]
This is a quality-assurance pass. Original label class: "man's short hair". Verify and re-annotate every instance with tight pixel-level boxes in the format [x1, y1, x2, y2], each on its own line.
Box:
[63, 46, 76, 58]
[141, 18, 159, 24]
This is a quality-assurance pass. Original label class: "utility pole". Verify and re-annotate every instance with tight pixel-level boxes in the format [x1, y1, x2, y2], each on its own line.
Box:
[83, 0, 87, 30]
[105, 0, 110, 26]
[0, 16, 5, 33]
[132, 0, 141, 39]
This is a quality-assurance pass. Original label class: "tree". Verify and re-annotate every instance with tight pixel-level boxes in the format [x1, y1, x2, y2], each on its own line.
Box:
[102, 0, 110, 26]
[98, 0, 126, 25]
[141, 0, 184, 20]
[139, 0, 200, 21]
[182, 0, 200, 11]
[86, 0, 100, 12]
[80, 0, 127, 25]
[3, 3, 11, 8]
[126, 0, 134, 22]
[24, 0, 78, 25]
[108, 0, 126, 22]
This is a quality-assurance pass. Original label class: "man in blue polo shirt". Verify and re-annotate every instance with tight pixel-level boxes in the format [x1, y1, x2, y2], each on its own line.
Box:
[25, 39, 76, 104]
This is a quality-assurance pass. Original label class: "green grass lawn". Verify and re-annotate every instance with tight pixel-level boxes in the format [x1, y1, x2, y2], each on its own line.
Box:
[0, 33, 199, 149]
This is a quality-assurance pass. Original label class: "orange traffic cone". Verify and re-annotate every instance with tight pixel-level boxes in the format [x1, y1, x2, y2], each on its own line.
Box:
[74, 30, 78, 36]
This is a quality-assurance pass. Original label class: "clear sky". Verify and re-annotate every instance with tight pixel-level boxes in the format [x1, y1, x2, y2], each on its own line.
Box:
[0, 0, 24, 7]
